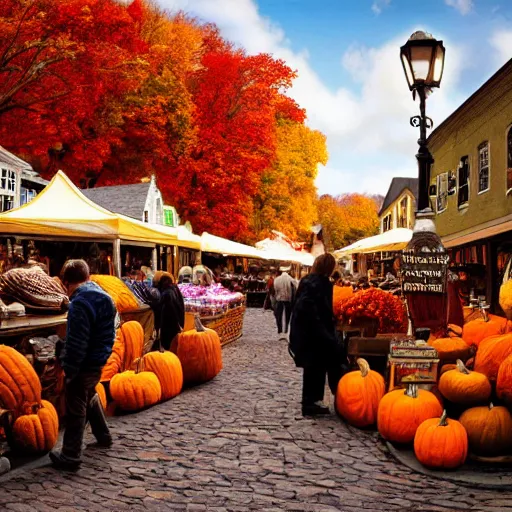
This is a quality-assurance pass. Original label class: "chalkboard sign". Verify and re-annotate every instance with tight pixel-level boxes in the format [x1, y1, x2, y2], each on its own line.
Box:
[400, 250, 449, 294]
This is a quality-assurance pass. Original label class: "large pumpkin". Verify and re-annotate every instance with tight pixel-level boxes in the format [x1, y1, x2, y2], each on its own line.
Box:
[0, 345, 41, 413]
[414, 410, 468, 469]
[496, 354, 512, 405]
[459, 403, 512, 456]
[171, 316, 222, 385]
[462, 315, 508, 347]
[11, 400, 58, 453]
[143, 347, 183, 401]
[110, 358, 161, 411]
[428, 336, 471, 361]
[90, 275, 139, 312]
[100, 328, 126, 382]
[121, 321, 144, 372]
[336, 358, 385, 427]
[438, 359, 491, 406]
[377, 384, 443, 444]
[474, 333, 512, 381]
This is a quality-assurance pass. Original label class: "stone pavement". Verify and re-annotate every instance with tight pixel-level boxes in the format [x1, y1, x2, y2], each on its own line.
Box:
[1, 309, 512, 511]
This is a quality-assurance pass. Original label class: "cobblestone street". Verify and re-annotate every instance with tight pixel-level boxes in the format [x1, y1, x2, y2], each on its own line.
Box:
[1, 309, 512, 511]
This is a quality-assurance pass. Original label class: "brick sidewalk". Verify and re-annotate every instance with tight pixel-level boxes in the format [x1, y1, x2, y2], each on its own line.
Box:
[0, 309, 510, 511]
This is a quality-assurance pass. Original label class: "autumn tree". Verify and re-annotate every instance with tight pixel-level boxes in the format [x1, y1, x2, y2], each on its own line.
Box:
[317, 193, 380, 251]
[252, 119, 327, 242]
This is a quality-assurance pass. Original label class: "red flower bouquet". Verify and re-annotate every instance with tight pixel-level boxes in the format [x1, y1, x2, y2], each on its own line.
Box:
[338, 288, 408, 334]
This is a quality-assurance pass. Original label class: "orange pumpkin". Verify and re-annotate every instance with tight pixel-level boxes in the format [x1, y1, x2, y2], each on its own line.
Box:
[474, 333, 512, 381]
[462, 314, 508, 347]
[110, 358, 161, 411]
[496, 354, 512, 405]
[96, 383, 107, 410]
[171, 316, 222, 385]
[438, 360, 491, 405]
[100, 328, 125, 382]
[414, 410, 468, 469]
[459, 403, 512, 456]
[428, 336, 471, 361]
[11, 400, 59, 453]
[447, 324, 463, 337]
[377, 384, 443, 444]
[121, 321, 144, 372]
[0, 345, 42, 414]
[143, 347, 183, 401]
[336, 358, 385, 427]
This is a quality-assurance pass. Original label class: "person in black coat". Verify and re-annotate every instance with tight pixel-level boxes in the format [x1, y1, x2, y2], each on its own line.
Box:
[154, 275, 185, 350]
[289, 253, 342, 416]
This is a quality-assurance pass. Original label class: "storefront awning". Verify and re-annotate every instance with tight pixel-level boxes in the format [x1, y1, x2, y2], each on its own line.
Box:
[0, 171, 179, 245]
[334, 228, 412, 257]
[255, 239, 315, 266]
[442, 215, 512, 249]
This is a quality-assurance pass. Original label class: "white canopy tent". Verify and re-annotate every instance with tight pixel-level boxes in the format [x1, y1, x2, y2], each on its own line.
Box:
[334, 228, 412, 257]
[255, 239, 315, 266]
[201, 232, 265, 259]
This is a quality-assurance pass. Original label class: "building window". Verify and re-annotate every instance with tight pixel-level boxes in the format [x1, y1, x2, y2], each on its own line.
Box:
[20, 187, 36, 205]
[0, 195, 13, 212]
[382, 214, 392, 232]
[0, 168, 16, 193]
[155, 198, 162, 225]
[507, 126, 512, 193]
[457, 156, 470, 208]
[478, 142, 490, 193]
[144, 210, 149, 223]
[437, 172, 448, 213]
[398, 196, 408, 228]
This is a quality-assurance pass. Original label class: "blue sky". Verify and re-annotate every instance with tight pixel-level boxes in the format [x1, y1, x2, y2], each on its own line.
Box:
[160, 0, 512, 196]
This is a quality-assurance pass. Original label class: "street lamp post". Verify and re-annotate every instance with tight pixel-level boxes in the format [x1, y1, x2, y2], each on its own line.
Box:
[400, 31, 449, 336]
[400, 31, 445, 213]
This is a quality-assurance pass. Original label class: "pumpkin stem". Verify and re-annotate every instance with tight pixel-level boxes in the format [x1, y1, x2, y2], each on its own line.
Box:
[405, 383, 418, 398]
[356, 358, 370, 377]
[489, 402, 494, 410]
[456, 359, 470, 374]
[134, 357, 143, 374]
[194, 314, 206, 332]
[438, 410, 448, 427]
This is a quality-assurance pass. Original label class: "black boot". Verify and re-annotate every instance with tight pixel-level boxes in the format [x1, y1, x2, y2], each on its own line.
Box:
[302, 401, 330, 416]
[49, 451, 81, 471]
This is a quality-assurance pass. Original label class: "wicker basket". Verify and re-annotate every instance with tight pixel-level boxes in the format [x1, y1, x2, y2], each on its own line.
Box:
[202, 305, 246, 346]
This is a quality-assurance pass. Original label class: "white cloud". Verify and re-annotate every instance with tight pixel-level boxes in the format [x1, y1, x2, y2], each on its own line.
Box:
[445, 0, 474, 15]
[490, 30, 512, 67]
[371, 0, 391, 15]
[156, 0, 467, 195]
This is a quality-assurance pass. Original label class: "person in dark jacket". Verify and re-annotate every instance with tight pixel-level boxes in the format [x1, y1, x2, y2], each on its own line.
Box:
[50, 259, 117, 470]
[289, 253, 342, 416]
[156, 274, 185, 350]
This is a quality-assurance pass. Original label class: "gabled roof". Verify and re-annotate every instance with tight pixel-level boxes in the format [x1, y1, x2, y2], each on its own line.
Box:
[82, 183, 151, 220]
[0, 145, 33, 171]
[379, 177, 418, 216]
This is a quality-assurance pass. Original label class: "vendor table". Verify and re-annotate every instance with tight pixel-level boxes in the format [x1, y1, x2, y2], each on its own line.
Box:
[0, 314, 67, 339]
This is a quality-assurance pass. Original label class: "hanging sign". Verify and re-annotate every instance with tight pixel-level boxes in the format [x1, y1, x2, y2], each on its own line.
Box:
[400, 249, 449, 294]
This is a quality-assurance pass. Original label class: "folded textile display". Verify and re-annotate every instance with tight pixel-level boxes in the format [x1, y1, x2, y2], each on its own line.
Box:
[0, 267, 69, 312]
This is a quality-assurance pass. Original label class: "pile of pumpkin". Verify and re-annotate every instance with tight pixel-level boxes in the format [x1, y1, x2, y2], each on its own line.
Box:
[99, 315, 223, 413]
[336, 312, 512, 470]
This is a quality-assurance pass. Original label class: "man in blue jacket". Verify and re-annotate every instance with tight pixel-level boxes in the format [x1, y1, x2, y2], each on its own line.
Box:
[50, 259, 117, 470]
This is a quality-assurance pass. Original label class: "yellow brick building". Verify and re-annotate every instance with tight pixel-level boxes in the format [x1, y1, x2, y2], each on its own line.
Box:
[428, 58, 512, 308]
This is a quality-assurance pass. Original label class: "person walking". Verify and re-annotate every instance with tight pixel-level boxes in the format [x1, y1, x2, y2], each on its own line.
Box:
[289, 253, 342, 416]
[50, 259, 117, 470]
[273, 266, 295, 339]
[155, 274, 185, 351]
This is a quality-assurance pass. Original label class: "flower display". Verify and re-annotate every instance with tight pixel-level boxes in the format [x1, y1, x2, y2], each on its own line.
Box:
[178, 284, 245, 317]
[338, 288, 408, 334]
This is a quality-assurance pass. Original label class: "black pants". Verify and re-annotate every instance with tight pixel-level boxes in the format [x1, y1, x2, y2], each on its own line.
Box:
[275, 301, 292, 333]
[61, 371, 111, 462]
[302, 364, 343, 405]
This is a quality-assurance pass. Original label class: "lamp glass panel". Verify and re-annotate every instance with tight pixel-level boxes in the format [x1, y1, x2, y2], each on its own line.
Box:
[432, 45, 445, 83]
[409, 45, 434, 81]
[401, 53, 414, 88]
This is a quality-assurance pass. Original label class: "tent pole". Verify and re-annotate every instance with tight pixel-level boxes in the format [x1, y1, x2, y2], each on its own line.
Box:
[112, 239, 121, 278]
